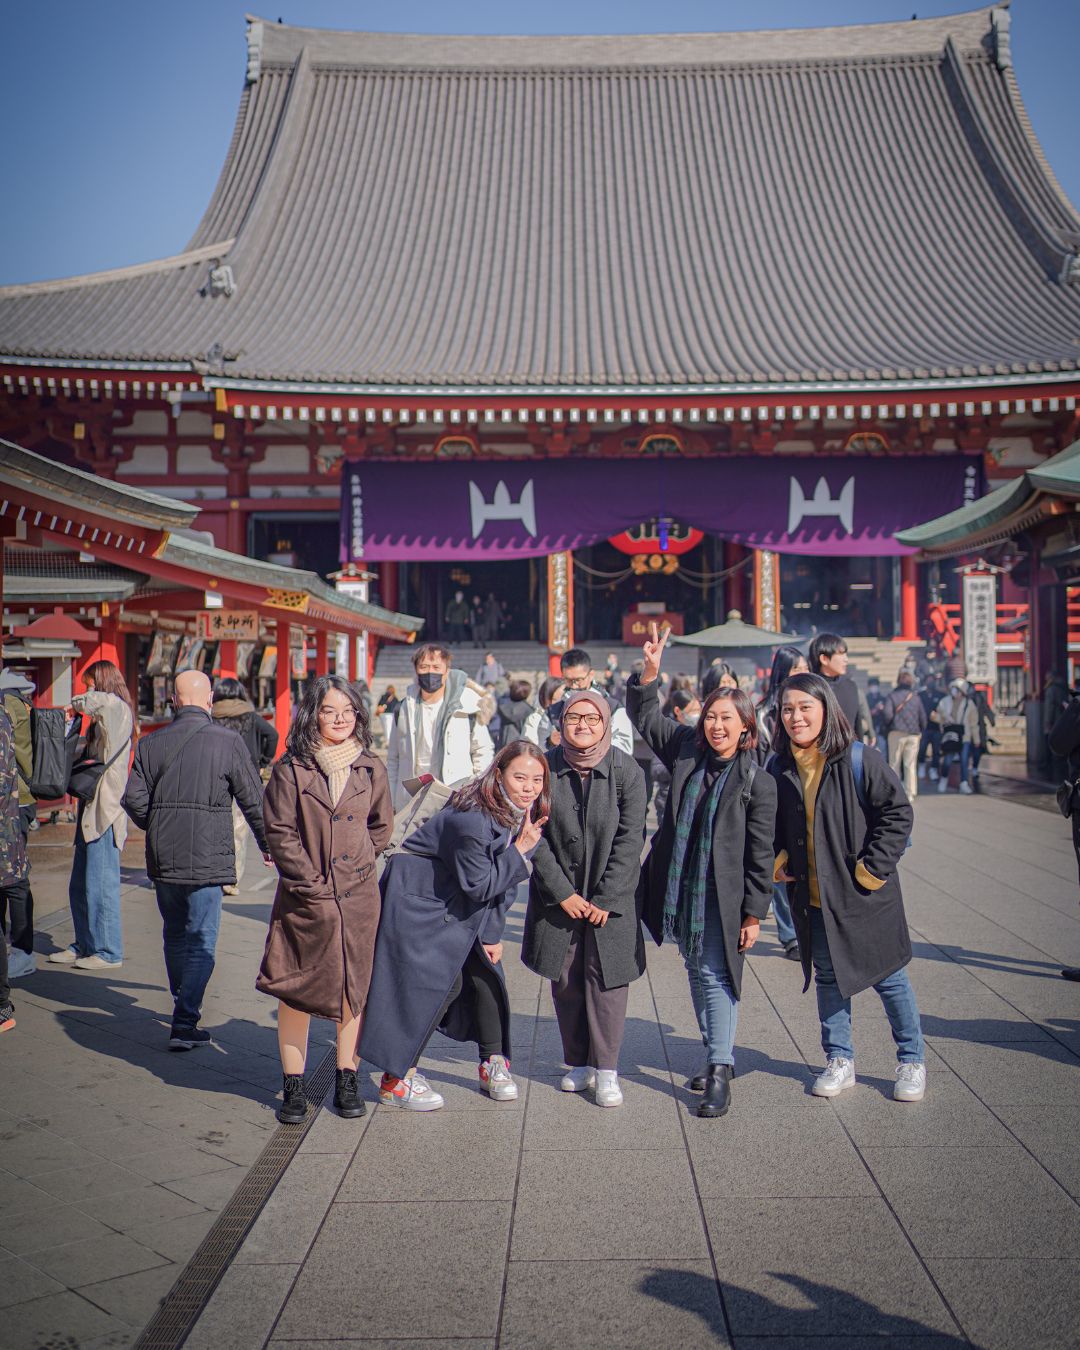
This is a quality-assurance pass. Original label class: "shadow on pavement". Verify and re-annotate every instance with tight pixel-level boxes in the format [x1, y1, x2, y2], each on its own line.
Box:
[640, 1267, 968, 1343]
[911, 939, 1064, 980]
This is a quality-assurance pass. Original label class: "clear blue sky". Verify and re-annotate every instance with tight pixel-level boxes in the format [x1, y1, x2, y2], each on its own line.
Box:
[1, 1, 1076, 285]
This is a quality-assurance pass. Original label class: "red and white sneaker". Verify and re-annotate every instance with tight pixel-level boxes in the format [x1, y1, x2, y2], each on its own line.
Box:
[479, 1055, 519, 1101]
[379, 1071, 445, 1111]
[0, 1002, 15, 1034]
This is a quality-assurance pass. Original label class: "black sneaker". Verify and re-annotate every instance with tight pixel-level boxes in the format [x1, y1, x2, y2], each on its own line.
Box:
[334, 1067, 366, 1119]
[783, 941, 802, 962]
[0, 1001, 14, 1034]
[169, 1026, 212, 1051]
[278, 1074, 308, 1124]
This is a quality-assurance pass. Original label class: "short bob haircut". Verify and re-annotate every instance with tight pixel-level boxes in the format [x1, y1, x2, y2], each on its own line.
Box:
[808, 631, 848, 674]
[451, 739, 550, 829]
[287, 674, 372, 762]
[412, 643, 451, 670]
[697, 687, 758, 753]
[773, 672, 854, 761]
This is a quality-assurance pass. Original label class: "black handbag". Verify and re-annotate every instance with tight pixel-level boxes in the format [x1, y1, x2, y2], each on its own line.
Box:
[68, 736, 130, 803]
[1056, 778, 1079, 819]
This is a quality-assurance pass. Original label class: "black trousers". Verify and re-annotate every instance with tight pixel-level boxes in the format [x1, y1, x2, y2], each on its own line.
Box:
[0, 927, 9, 1007]
[419, 946, 506, 1064]
[0, 808, 34, 954]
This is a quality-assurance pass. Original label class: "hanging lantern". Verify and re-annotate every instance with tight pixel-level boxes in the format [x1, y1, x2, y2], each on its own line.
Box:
[610, 519, 703, 556]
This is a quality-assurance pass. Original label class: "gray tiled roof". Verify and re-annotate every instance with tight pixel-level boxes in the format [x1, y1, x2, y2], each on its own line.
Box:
[2, 7, 1078, 391]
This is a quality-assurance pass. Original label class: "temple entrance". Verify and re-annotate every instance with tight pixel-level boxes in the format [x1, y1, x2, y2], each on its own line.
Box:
[780, 555, 898, 638]
[399, 558, 538, 645]
[573, 536, 721, 641]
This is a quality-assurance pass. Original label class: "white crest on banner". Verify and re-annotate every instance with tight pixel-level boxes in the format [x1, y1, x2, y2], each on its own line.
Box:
[469, 480, 537, 539]
[788, 476, 855, 535]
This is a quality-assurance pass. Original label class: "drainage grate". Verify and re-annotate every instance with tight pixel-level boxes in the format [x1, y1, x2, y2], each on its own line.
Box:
[134, 1046, 337, 1350]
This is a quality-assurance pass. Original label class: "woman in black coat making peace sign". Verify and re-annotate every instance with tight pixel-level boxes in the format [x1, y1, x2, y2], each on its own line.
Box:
[626, 624, 776, 1118]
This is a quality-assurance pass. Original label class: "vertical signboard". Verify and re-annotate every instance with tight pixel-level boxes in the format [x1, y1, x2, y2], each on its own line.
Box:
[963, 572, 997, 686]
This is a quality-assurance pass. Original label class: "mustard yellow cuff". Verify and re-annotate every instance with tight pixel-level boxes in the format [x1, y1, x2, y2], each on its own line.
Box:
[855, 860, 886, 891]
[774, 851, 789, 883]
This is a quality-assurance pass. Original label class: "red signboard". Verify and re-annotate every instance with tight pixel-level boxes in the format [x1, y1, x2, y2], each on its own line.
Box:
[622, 611, 685, 645]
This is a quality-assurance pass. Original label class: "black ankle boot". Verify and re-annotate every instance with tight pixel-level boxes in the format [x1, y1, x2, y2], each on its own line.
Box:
[697, 1064, 732, 1118]
[690, 1062, 735, 1092]
[334, 1068, 366, 1119]
[278, 1074, 307, 1124]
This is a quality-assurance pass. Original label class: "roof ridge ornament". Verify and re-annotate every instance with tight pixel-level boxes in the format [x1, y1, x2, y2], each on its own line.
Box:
[246, 15, 264, 84]
[991, 5, 1012, 71]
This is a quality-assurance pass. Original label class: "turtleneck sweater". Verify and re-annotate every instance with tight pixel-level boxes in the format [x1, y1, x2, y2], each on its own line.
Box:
[775, 742, 884, 905]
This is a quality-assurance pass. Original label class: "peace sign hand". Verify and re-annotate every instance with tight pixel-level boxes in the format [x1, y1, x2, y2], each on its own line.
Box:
[516, 814, 548, 856]
[641, 621, 670, 686]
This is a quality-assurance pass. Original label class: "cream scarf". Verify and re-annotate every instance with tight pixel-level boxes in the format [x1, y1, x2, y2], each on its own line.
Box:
[313, 737, 365, 806]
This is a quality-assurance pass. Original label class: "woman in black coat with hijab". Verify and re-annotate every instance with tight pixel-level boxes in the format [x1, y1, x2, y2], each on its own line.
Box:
[770, 673, 924, 1103]
[522, 690, 647, 1108]
[626, 625, 776, 1118]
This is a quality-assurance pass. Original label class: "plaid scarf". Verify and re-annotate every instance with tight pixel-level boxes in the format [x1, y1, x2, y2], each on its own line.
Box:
[663, 758, 732, 956]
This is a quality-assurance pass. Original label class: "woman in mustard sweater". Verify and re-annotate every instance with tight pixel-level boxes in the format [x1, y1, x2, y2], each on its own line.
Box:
[770, 673, 925, 1103]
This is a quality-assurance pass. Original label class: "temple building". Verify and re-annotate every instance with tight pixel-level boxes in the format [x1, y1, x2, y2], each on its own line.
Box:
[1, 6, 1078, 677]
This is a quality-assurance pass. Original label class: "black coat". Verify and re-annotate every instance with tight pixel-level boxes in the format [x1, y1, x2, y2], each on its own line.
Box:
[123, 708, 269, 886]
[359, 805, 528, 1079]
[211, 702, 279, 772]
[770, 742, 914, 1000]
[523, 745, 647, 988]
[626, 676, 776, 1000]
[496, 696, 534, 749]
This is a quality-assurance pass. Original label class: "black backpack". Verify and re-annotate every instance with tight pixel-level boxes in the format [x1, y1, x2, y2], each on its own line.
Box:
[28, 708, 78, 800]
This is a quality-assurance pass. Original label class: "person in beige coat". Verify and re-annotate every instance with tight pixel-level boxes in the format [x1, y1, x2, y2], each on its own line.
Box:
[49, 660, 135, 970]
[258, 675, 394, 1124]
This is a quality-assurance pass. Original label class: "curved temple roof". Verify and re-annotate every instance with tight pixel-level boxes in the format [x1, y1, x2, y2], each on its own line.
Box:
[1, 6, 1079, 393]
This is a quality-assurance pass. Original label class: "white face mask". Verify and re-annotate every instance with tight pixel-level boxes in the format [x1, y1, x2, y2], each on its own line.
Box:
[683, 712, 701, 728]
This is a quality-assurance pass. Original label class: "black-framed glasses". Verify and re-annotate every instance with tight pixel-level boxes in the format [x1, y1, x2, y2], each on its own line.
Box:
[564, 713, 602, 728]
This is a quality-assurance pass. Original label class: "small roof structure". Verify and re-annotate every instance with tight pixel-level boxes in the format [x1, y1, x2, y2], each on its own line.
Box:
[896, 438, 1080, 559]
[1, 7, 1078, 395]
[11, 610, 98, 641]
[0, 440, 424, 643]
[672, 611, 799, 649]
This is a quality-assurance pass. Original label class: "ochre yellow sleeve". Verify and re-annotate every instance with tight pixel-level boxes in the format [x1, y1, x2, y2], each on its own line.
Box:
[854, 860, 886, 891]
[773, 851, 789, 882]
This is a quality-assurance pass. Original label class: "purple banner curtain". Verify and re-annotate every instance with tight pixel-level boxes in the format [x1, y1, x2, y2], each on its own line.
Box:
[341, 455, 982, 561]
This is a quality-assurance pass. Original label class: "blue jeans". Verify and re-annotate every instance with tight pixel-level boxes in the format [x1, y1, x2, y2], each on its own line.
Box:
[683, 893, 738, 1066]
[941, 742, 972, 786]
[809, 908, 923, 1063]
[770, 882, 797, 947]
[68, 822, 123, 962]
[155, 883, 223, 1031]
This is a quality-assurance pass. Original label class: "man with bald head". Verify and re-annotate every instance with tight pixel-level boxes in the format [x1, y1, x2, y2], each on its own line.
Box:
[123, 666, 270, 1050]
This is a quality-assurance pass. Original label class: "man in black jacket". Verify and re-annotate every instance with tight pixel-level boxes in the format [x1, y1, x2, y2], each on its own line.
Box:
[1048, 691, 1080, 982]
[123, 670, 270, 1049]
[808, 633, 875, 744]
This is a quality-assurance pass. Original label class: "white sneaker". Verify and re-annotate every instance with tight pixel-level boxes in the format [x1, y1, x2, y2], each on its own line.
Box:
[917, 763, 927, 780]
[959, 781, 973, 795]
[894, 1062, 926, 1102]
[928, 766, 939, 781]
[47, 947, 79, 964]
[379, 1070, 445, 1111]
[6, 949, 36, 979]
[222, 884, 239, 896]
[479, 1055, 519, 1102]
[594, 1070, 623, 1108]
[560, 1066, 596, 1093]
[937, 778, 948, 793]
[73, 955, 123, 970]
[812, 1057, 856, 1098]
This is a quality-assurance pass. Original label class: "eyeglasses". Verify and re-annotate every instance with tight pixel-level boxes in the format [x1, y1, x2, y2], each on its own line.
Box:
[562, 675, 591, 689]
[564, 713, 602, 728]
[318, 707, 357, 722]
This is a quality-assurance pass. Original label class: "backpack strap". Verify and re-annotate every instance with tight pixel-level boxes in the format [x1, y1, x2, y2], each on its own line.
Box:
[850, 738, 867, 811]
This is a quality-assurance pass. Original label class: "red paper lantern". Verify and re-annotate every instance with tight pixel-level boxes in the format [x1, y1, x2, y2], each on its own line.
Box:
[609, 520, 704, 556]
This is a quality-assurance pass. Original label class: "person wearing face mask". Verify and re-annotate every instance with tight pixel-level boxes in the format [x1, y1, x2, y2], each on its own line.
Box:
[627, 625, 777, 1119]
[444, 590, 470, 646]
[771, 673, 924, 1103]
[361, 742, 548, 1109]
[523, 690, 647, 1107]
[387, 643, 494, 809]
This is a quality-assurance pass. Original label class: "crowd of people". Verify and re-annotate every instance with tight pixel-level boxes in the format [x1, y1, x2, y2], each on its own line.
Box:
[0, 622, 968, 1127]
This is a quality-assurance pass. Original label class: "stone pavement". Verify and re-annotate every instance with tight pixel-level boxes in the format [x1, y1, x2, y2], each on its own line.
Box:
[3, 788, 1080, 1349]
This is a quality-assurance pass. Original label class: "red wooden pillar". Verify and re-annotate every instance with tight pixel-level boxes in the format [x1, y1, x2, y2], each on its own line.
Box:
[378, 561, 400, 614]
[226, 500, 246, 555]
[899, 555, 919, 641]
[314, 629, 329, 677]
[345, 631, 357, 682]
[98, 611, 120, 668]
[218, 640, 238, 679]
[274, 620, 292, 748]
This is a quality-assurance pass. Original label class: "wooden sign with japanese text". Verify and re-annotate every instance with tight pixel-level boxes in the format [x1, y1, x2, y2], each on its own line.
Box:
[197, 610, 259, 642]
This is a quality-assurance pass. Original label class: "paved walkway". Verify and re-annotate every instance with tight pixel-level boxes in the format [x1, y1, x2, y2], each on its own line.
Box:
[3, 787, 1080, 1348]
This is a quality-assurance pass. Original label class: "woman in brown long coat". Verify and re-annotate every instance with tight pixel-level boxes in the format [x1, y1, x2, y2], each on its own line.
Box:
[258, 675, 393, 1124]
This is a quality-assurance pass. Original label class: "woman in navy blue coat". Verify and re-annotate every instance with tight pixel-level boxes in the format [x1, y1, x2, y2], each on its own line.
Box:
[359, 741, 548, 1110]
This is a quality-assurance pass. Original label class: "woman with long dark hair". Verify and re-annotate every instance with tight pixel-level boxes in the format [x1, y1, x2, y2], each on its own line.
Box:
[756, 645, 809, 959]
[50, 660, 135, 970]
[360, 741, 548, 1110]
[627, 626, 776, 1119]
[258, 675, 394, 1123]
[523, 691, 647, 1107]
[771, 673, 925, 1102]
